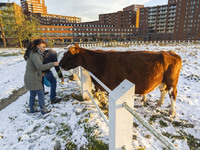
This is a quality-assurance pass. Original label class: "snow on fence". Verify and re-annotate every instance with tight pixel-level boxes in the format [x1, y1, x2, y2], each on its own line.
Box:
[76, 40, 200, 48]
[71, 66, 179, 150]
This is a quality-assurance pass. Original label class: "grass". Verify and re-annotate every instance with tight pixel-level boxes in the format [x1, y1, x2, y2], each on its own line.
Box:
[72, 94, 84, 101]
[51, 95, 108, 150]
[159, 119, 168, 127]
[149, 114, 161, 123]
[65, 141, 78, 149]
[83, 123, 109, 150]
[134, 100, 198, 149]
[162, 131, 200, 149]
[0, 53, 19, 57]
[172, 120, 194, 128]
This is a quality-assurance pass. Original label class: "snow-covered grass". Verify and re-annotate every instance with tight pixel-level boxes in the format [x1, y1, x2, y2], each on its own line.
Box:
[0, 49, 25, 101]
[0, 43, 200, 150]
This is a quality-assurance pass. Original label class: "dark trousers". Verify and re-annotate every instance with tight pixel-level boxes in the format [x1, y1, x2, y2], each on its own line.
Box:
[44, 72, 57, 101]
[29, 90, 46, 115]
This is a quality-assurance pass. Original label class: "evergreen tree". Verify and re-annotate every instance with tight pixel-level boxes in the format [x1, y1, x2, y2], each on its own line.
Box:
[0, 3, 41, 53]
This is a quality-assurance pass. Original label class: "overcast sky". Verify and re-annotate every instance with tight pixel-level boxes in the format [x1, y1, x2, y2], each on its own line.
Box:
[2, 0, 168, 22]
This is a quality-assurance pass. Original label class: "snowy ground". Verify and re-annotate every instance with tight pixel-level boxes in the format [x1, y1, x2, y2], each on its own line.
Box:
[0, 43, 200, 150]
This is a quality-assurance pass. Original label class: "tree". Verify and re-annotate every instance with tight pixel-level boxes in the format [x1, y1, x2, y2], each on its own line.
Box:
[0, 3, 41, 53]
[47, 39, 54, 48]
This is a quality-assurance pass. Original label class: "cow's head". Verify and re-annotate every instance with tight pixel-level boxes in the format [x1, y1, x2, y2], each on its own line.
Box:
[59, 44, 81, 70]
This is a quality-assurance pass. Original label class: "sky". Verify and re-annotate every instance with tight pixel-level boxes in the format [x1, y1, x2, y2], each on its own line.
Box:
[2, 0, 168, 22]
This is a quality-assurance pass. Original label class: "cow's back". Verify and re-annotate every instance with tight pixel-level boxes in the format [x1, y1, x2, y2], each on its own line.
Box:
[92, 51, 166, 93]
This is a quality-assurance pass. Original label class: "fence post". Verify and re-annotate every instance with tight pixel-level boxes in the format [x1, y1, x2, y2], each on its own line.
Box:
[80, 67, 92, 100]
[109, 79, 135, 150]
[72, 67, 81, 83]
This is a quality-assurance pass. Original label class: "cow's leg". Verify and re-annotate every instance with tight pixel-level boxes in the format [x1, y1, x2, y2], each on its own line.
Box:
[157, 83, 167, 107]
[93, 88, 100, 99]
[168, 87, 177, 117]
[99, 91, 107, 107]
[141, 94, 147, 105]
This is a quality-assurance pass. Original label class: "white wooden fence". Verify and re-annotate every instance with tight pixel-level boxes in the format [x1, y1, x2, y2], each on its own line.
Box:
[73, 67, 134, 149]
[71, 66, 179, 150]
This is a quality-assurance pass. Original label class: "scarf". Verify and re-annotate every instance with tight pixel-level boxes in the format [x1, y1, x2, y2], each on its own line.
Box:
[37, 49, 45, 57]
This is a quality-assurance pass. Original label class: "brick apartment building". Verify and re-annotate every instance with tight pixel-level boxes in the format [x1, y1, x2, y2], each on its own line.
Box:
[20, 0, 81, 25]
[37, 3, 143, 42]
[99, 5, 144, 28]
[1, 0, 199, 44]
[139, 0, 200, 41]
[19, 0, 141, 42]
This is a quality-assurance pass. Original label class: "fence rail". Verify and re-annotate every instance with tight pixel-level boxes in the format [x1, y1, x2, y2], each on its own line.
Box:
[122, 102, 179, 150]
[86, 91, 109, 126]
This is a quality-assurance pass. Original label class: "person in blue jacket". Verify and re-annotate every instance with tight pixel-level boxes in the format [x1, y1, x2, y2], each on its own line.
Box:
[43, 49, 64, 104]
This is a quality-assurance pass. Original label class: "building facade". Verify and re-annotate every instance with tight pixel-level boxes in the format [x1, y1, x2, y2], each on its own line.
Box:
[21, 0, 47, 14]
[39, 24, 138, 43]
[20, 0, 81, 25]
[99, 4, 144, 28]
[0, 1, 140, 45]
[22, 1, 141, 42]
[139, 0, 200, 41]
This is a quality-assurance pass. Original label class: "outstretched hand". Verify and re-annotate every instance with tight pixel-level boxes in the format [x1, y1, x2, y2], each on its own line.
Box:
[54, 62, 59, 66]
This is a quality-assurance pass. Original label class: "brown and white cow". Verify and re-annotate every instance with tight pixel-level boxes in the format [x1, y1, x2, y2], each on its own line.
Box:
[59, 44, 182, 117]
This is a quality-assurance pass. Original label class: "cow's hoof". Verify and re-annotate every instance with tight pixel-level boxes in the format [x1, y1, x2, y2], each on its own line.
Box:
[141, 101, 146, 106]
[168, 110, 176, 118]
[93, 92, 99, 99]
[156, 102, 162, 107]
[99, 99, 107, 108]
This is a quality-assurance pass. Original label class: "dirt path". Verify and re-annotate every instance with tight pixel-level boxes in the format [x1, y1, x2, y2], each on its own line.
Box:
[0, 86, 28, 111]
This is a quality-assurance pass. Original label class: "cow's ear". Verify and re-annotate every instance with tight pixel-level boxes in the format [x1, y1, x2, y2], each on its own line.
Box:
[69, 46, 80, 55]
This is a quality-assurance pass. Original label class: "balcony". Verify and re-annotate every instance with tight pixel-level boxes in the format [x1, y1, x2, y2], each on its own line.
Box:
[157, 23, 166, 27]
[158, 15, 167, 19]
[168, 14, 176, 17]
[157, 27, 165, 30]
[168, 18, 175, 22]
[169, 10, 176, 13]
[167, 26, 174, 30]
[167, 22, 175, 26]
[167, 29, 174, 33]
[149, 8, 157, 12]
[157, 29, 165, 33]
[159, 11, 167, 14]
[159, 7, 168, 10]
[148, 23, 156, 27]
[148, 16, 156, 19]
[158, 19, 167, 22]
